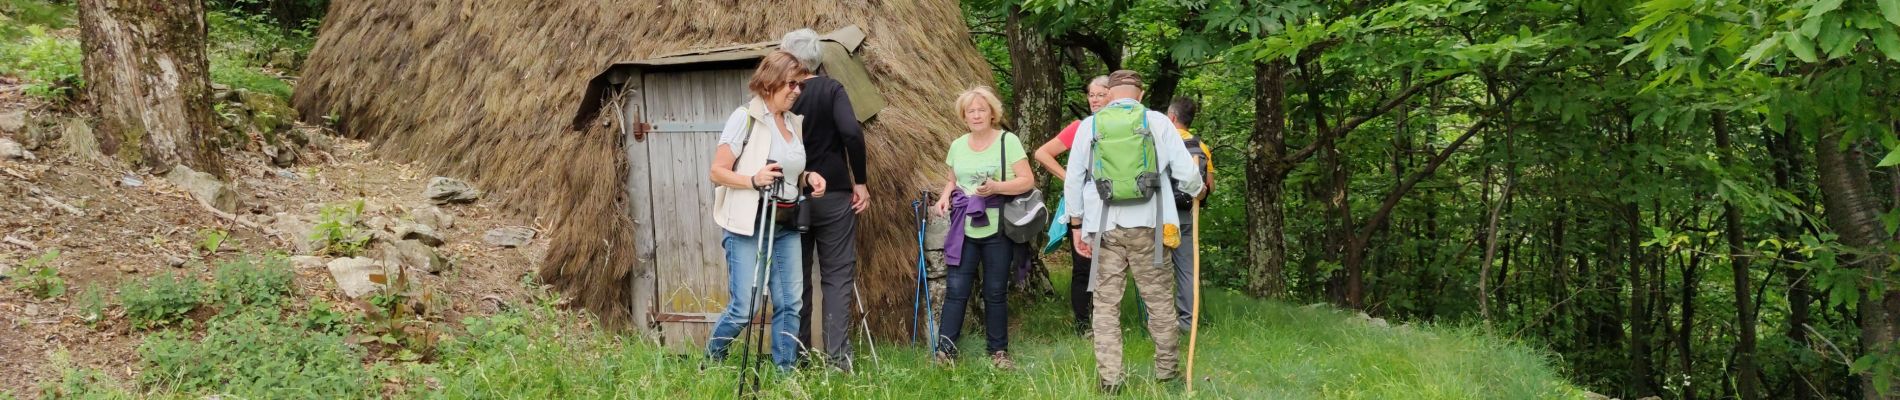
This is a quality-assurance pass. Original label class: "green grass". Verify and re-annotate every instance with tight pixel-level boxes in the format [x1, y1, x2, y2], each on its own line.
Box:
[406, 270, 1584, 399]
[24, 259, 1583, 399]
[0, 1, 305, 104]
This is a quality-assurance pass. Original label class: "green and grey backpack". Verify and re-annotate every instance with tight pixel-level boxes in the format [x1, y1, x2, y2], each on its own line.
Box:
[1089, 103, 1161, 201]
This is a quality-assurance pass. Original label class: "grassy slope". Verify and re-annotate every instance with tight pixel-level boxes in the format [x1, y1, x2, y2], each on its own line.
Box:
[420, 271, 1584, 399]
[13, 257, 1582, 399]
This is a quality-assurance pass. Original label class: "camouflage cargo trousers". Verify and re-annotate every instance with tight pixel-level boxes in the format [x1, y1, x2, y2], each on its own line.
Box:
[1090, 227, 1180, 385]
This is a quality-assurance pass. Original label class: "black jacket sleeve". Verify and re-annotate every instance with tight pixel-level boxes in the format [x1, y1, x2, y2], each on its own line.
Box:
[832, 85, 868, 185]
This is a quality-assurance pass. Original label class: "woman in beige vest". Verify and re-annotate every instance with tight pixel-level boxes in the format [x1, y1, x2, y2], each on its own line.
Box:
[705, 51, 826, 372]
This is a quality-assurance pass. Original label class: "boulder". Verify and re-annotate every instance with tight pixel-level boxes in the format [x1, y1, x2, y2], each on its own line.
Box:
[305, 129, 335, 153]
[407, 205, 454, 230]
[483, 226, 536, 248]
[0, 138, 32, 161]
[290, 255, 326, 270]
[237, 90, 296, 133]
[21, 116, 55, 150]
[165, 165, 239, 212]
[423, 177, 481, 204]
[0, 109, 24, 133]
[382, 239, 449, 274]
[326, 257, 394, 299]
[269, 144, 298, 167]
[273, 213, 322, 255]
[398, 222, 444, 247]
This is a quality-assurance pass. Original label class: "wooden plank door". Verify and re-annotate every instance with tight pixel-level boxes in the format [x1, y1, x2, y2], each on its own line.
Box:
[638, 68, 755, 349]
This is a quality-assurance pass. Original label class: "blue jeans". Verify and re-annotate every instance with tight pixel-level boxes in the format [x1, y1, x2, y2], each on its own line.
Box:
[937, 233, 1012, 355]
[707, 228, 804, 370]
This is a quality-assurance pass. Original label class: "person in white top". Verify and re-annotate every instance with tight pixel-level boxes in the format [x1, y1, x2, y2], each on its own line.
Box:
[1061, 70, 1202, 393]
[704, 50, 826, 372]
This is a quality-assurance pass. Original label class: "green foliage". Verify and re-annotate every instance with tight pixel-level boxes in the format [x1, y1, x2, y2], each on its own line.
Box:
[211, 56, 295, 99]
[211, 253, 296, 311]
[301, 299, 356, 333]
[312, 200, 371, 257]
[138, 310, 375, 398]
[120, 274, 205, 329]
[207, 9, 314, 67]
[0, 0, 71, 39]
[11, 249, 64, 300]
[31, 352, 132, 400]
[196, 228, 230, 255]
[76, 283, 107, 328]
[0, 24, 82, 105]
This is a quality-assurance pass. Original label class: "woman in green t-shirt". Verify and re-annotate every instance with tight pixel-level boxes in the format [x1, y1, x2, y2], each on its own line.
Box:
[929, 87, 1035, 369]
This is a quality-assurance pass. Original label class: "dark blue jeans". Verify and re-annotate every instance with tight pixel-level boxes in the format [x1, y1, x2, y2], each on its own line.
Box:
[937, 233, 1012, 355]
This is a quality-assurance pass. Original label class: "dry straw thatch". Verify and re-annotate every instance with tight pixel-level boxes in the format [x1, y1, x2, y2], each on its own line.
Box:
[293, 0, 991, 335]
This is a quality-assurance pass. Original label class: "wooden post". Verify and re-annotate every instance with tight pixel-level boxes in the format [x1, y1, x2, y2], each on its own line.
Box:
[1186, 201, 1202, 392]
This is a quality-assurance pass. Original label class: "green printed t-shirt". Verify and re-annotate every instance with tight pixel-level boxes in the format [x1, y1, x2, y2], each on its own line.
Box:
[946, 131, 1027, 239]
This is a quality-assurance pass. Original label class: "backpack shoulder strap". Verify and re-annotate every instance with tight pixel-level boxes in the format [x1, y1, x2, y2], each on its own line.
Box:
[730, 117, 756, 172]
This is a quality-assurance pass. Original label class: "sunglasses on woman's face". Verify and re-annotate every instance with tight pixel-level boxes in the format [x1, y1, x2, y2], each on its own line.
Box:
[785, 79, 805, 91]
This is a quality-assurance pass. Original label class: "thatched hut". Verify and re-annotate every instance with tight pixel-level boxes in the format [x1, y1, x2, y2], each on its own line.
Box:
[292, 1, 991, 345]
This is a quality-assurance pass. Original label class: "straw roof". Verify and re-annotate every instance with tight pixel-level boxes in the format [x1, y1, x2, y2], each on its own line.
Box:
[292, 0, 991, 334]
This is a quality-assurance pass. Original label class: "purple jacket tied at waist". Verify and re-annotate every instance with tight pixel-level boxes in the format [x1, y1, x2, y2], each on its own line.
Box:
[944, 188, 1007, 267]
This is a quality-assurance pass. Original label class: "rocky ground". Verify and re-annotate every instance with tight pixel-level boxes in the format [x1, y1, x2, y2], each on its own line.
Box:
[0, 79, 551, 390]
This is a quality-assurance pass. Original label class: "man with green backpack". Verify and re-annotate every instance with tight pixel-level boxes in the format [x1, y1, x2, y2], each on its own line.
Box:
[1062, 70, 1205, 393]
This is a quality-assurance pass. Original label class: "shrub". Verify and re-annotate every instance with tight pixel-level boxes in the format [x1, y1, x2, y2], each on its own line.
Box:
[0, 0, 73, 39]
[138, 310, 375, 398]
[10, 249, 64, 300]
[120, 274, 204, 329]
[212, 57, 294, 99]
[212, 253, 295, 311]
[196, 228, 230, 255]
[312, 200, 371, 257]
[0, 25, 82, 104]
[76, 283, 107, 328]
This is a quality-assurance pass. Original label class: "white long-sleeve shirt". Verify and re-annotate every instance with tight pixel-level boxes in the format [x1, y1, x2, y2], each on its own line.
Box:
[1062, 98, 1204, 235]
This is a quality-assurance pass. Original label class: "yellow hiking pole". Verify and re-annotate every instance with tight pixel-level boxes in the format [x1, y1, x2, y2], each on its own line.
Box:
[1186, 201, 1202, 392]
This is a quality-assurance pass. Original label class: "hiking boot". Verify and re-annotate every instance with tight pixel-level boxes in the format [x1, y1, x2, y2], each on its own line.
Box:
[989, 351, 1017, 370]
[931, 351, 955, 367]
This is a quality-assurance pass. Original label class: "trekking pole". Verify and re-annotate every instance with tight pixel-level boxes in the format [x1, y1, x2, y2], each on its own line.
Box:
[737, 182, 782, 399]
[853, 281, 880, 369]
[911, 199, 925, 345]
[1186, 200, 1202, 392]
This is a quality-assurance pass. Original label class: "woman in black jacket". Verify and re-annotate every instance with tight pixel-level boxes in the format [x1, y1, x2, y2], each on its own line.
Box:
[781, 28, 871, 373]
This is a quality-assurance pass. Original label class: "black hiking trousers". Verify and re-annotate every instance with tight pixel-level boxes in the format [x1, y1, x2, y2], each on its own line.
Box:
[1069, 241, 1093, 333]
[798, 193, 858, 369]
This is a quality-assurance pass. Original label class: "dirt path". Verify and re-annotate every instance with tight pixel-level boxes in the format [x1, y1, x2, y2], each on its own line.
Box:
[0, 106, 549, 390]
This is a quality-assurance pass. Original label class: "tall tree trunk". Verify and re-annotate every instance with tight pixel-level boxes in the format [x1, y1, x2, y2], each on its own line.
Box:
[79, 0, 223, 176]
[1770, 122, 1826, 400]
[1625, 119, 1659, 398]
[1713, 111, 1763, 400]
[1246, 60, 1291, 299]
[1145, 49, 1182, 110]
[1004, 4, 1064, 297]
[1004, 4, 1065, 148]
[1815, 128, 1899, 400]
[1679, 247, 1702, 400]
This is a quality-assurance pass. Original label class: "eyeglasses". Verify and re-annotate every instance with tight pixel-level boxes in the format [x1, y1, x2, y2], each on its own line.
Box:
[786, 79, 805, 91]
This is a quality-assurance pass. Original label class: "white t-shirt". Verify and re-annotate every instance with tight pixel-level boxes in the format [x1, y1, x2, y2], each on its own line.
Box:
[718, 109, 805, 200]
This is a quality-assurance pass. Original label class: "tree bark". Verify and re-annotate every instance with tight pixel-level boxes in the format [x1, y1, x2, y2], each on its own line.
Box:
[1004, 4, 1066, 147]
[1246, 60, 1291, 299]
[1624, 117, 1659, 398]
[1814, 128, 1899, 400]
[79, 0, 223, 176]
[1712, 111, 1762, 400]
[1004, 4, 1064, 297]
